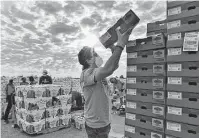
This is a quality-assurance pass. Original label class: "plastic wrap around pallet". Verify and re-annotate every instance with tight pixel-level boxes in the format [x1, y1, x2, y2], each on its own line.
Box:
[15, 85, 72, 134]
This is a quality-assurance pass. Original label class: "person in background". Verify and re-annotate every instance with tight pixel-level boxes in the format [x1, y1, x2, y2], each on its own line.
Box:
[29, 76, 37, 85]
[39, 70, 52, 85]
[4, 79, 15, 124]
[78, 27, 132, 138]
[110, 77, 125, 105]
[20, 77, 29, 85]
[69, 90, 83, 111]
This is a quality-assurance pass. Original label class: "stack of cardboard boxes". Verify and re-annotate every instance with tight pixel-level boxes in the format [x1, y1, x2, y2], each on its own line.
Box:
[125, 33, 167, 137]
[124, 1, 199, 138]
[166, 1, 199, 138]
[15, 85, 72, 134]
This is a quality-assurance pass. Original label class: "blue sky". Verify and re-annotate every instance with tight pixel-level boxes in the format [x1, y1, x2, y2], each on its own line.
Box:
[1, 0, 166, 77]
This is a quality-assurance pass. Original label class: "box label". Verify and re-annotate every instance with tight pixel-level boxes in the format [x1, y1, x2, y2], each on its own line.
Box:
[127, 40, 136, 47]
[168, 64, 182, 71]
[168, 48, 181, 56]
[168, 7, 181, 16]
[153, 91, 164, 99]
[153, 65, 164, 74]
[127, 89, 137, 95]
[152, 118, 163, 128]
[152, 35, 163, 45]
[126, 113, 136, 120]
[153, 106, 164, 115]
[167, 20, 181, 29]
[127, 78, 136, 84]
[127, 102, 136, 109]
[151, 132, 162, 138]
[127, 52, 137, 58]
[183, 32, 199, 51]
[100, 32, 111, 44]
[127, 66, 137, 72]
[152, 79, 163, 87]
[168, 92, 182, 100]
[168, 33, 181, 41]
[168, 106, 182, 115]
[167, 122, 181, 132]
[168, 77, 182, 85]
[125, 125, 135, 133]
[153, 50, 164, 58]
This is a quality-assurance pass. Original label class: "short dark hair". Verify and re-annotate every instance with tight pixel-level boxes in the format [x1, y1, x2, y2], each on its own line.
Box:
[9, 79, 13, 83]
[21, 77, 26, 81]
[78, 46, 92, 70]
[29, 76, 34, 82]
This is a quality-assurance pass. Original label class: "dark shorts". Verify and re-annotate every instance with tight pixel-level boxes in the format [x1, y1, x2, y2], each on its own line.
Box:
[85, 123, 111, 138]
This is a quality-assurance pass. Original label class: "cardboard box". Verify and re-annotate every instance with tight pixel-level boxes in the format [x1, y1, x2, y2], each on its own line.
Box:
[24, 98, 40, 111]
[126, 77, 166, 90]
[126, 100, 165, 118]
[126, 89, 165, 104]
[166, 121, 199, 138]
[24, 109, 45, 123]
[166, 106, 199, 125]
[167, 91, 199, 109]
[125, 125, 164, 138]
[167, 15, 199, 34]
[125, 113, 165, 132]
[127, 63, 166, 76]
[147, 20, 167, 37]
[167, 2, 199, 21]
[167, 47, 199, 62]
[167, 1, 193, 8]
[167, 62, 199, 77]
[167, 77, 199, 93]
[167, 30, 199, 48]
[127, 49, 166, 64]
[126, 34, 166, 52]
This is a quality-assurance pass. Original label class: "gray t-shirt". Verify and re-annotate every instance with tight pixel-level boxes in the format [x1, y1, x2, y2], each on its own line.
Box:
[80, 67, 111, 128]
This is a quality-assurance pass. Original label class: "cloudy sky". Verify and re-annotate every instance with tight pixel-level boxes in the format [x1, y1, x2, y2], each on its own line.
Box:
[1, 0, 166, 77]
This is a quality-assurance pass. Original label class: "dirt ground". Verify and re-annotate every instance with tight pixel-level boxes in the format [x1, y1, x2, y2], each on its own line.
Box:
[1, 114, 125, 138]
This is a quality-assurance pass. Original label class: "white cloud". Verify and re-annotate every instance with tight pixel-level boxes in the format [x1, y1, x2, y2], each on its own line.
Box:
[1, 1, 166, 77]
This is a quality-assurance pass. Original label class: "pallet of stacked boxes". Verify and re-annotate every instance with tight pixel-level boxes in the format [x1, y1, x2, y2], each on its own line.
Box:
[125, 33, 167, 138]
[165, 1, 199, 138]
[15, 85, 72, 135]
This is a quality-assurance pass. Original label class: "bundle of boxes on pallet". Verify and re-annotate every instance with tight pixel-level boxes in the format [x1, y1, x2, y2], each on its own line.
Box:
[15, 85, 72, 134]
[166, 1, 199, 138]
[124, 1, 199, 138]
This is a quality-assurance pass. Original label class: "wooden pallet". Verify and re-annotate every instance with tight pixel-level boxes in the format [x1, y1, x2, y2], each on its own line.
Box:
[20, 125, 71, 135]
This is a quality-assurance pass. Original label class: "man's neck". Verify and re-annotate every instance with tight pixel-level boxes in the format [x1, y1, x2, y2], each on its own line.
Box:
[90, 64, 97, 68]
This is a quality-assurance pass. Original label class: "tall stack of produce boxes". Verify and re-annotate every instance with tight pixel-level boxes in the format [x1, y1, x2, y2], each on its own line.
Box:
[165, 1, 199, 138]
[125, 33, 167, 138]
[124, 1, 199, 138]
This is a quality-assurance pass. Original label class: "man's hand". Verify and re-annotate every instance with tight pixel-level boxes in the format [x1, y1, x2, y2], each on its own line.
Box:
[108, 44, 115, 53]
[116, 27, 133, 48]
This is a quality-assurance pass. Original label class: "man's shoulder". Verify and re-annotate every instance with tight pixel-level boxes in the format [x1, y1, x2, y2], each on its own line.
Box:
[46, 75, 52, 78]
